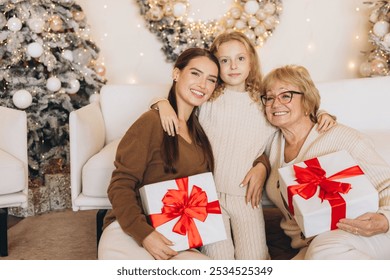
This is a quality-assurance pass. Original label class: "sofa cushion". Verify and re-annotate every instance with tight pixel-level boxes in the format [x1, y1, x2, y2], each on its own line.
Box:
[82, 138, 121, 197]
[0, 149, 26, 195]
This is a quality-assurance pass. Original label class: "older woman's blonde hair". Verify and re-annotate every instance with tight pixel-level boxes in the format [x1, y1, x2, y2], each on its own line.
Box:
[210, 31, 262, 102]
[262, 65, 321, 123]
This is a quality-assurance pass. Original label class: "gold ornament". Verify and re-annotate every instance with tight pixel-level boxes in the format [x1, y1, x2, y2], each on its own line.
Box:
[50, 15, 63, 32]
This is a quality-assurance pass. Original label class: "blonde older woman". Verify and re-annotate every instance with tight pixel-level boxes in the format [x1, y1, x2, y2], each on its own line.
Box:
[262, 65, 390, 259]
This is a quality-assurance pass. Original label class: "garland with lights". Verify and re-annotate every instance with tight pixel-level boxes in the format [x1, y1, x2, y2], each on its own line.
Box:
[360, 0, 390, 77]
[136, 0, 283, 62]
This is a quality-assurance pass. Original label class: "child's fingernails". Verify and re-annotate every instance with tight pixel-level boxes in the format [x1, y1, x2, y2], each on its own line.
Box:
[239, 183, 245, 188]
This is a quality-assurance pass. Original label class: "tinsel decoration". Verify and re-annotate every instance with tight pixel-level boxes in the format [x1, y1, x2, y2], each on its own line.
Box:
[0, 0, 107, 180]
[360, 0, 390, 77]
[136, 0, 283, 62]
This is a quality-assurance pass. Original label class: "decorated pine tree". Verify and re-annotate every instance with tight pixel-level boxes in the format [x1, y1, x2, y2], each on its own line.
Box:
[360, 0, 390, 77]
[0, 0, 106, 181]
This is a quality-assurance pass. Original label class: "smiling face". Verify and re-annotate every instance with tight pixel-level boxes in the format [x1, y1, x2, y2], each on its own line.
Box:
[264, 80, 307, 130]
[216, 40, 251, 92]
[173, 56, 219, 110]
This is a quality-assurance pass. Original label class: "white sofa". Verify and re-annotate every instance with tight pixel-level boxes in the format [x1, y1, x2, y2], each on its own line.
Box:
[0, 106, 28, 257]
[69, 77, 390, 240]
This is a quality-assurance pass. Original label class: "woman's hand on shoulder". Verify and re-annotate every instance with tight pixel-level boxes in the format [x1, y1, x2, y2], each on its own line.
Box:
[317, 113, 337, 133]
[157, 100, 179, 136]
[336, 212, 389, 237]
[142, 230, 178, 260]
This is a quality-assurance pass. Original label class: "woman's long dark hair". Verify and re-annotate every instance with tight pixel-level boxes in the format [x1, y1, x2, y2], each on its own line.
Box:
[162, 48, 219, 174]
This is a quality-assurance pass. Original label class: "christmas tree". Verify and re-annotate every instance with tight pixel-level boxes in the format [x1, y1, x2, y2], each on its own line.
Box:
[360, 0, 390, 77]
[0, 0, 106, 181]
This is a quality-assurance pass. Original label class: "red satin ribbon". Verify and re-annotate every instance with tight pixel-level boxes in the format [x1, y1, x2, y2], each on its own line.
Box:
[149, 177, 222, 248]
[287, 157, 364, 230]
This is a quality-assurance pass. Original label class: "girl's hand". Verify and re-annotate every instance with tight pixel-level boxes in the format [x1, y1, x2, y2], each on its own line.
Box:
[157, 100, 179, 136]
[336, 212, 389, 237]
[240, 163, 267, 209]
[142, 230, 178, 260]
[317, 113, 336, 133]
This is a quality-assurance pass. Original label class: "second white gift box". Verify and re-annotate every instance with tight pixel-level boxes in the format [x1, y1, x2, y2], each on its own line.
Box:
[278, 150, 378, 238]
[139, 172, 227, 251]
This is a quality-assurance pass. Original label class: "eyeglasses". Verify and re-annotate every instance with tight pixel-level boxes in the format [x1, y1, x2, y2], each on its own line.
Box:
[260, 91, 303, 106]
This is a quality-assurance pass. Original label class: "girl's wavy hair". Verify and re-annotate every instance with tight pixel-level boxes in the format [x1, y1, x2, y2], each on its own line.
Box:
[162, 48, 219, 173]
[209, 31, 263, 102]
[261, 65, 321, 123]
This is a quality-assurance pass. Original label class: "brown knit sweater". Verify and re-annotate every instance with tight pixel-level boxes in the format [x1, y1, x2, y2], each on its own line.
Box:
[103, 110, 210, 245]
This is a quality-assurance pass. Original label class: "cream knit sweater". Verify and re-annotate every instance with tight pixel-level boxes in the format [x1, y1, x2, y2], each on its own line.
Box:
[198, 89, 276, 196]
[265, 123, 390, 249]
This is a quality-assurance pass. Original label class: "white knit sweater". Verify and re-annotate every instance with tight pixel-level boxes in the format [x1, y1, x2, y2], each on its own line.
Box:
[199, 89, 276, 196]
[265, 123, 390, 249]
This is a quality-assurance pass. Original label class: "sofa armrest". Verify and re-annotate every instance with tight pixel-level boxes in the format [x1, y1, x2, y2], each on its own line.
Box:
[0, 106, 28, 204]
[0, 107, 28, 166]
[69, 102, 105, 210]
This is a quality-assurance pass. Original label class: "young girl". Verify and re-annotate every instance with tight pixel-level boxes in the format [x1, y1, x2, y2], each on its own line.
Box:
[98, 48, 220, 260]
[153, 32, 335, 259]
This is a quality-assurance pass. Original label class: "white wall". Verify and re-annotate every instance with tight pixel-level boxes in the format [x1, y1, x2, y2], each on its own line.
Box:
[77, 0, 371, 84]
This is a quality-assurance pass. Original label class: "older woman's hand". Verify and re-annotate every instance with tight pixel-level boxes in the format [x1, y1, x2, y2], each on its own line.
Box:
[336, 212, 389, 237]
[240, 162, 267, 208]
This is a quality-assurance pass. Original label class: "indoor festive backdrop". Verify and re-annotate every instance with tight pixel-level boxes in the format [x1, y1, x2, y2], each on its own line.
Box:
[76, 0, 389, 84]
[1, 0, 389, 216]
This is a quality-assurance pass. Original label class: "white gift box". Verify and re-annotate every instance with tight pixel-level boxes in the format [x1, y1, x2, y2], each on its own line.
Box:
[278, 150, 379, 238]
[139, 172, 227, 251]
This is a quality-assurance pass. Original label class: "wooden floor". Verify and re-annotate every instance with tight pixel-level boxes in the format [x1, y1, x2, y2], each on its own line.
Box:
[7, 207, 295, 260]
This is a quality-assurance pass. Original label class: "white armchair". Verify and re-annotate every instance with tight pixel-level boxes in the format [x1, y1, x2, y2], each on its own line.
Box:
[69, 84, 168, 243]
[0, 106, 28, 257]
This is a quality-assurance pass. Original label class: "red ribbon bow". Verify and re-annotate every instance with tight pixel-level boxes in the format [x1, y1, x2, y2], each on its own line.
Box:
[149, 177, 222, 248]
[287, 157, 364, 230]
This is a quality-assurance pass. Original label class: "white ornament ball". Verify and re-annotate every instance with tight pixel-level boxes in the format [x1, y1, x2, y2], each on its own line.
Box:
[13, 89, 32, 109]
[28, 18, 45, 33]
[264, 3, 276, 14]
[224, 17, 235, 28]
[254, 24, 266, 36]
[263, 16, 276, 29]
[244, 1, 260, 15]
[61, 49, 74, 61]
[89, 93, 100, 103]
[7, 17, 22, 32]
[27, 42, 44, 58]
[235, 20, 246, 30]
[373, 21, 390, 37]
[46, 77, 61, 92]
[66, 79, 80, 94]
[256, 9, 267, 21]
[173, 2, 187, 17]
[243, 29, 256, 41]
[248, 16, 260, 28]
[230, 7, 242, 19]
[383, 33, 390, 48]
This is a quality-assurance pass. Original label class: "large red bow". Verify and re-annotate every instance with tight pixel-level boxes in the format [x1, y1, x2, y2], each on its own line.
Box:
[287, 157, 364, 230]
[149, 177, 221, 248]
